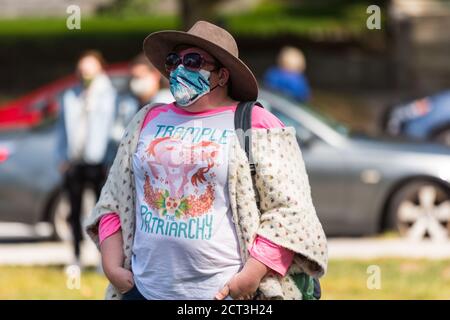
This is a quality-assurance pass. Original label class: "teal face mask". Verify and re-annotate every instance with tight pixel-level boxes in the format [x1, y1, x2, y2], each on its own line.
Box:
[169, 65, 214, 107]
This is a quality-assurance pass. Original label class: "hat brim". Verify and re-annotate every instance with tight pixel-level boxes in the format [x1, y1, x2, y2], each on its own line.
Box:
[143, 30, 258, 102]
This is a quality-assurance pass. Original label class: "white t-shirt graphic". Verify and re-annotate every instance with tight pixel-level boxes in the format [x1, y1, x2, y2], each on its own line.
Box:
[131, 103, 242, 299]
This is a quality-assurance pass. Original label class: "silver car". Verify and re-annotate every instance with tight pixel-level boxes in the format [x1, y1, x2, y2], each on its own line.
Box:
[1, 84, 449, 240]
[260, 90, 450, 240]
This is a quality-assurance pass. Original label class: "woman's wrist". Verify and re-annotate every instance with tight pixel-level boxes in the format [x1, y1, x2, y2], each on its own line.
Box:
[242, 256, 269, 282]
[103, 264, 121, 280]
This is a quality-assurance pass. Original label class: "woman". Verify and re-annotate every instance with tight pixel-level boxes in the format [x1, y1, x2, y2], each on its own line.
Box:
[85, 21, 327, 300]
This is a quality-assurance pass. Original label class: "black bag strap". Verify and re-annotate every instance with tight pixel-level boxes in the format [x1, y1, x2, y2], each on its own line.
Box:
[234, 101, 263, 175]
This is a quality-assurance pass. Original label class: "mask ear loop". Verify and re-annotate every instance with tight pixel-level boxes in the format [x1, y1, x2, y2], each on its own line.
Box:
[210, 83, 220, 92]
[209, 66, 226, 92]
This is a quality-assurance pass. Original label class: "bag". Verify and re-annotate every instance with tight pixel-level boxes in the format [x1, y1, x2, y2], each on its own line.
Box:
[234, 101, 321, 300]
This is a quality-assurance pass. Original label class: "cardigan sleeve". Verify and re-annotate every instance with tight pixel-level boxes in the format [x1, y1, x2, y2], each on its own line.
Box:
[251, 128, 328, 278]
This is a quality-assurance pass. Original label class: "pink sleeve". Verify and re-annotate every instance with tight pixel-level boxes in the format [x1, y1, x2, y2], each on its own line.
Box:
[99, 213, 121, 245]
[251, 106, 285, 129]
[248, 235, 294, 277]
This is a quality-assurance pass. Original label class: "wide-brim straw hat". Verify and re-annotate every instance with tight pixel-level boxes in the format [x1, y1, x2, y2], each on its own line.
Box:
[143, 20, 258, 102]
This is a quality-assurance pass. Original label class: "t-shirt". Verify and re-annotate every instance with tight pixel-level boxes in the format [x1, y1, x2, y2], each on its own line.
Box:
[131, 102, 283, 300]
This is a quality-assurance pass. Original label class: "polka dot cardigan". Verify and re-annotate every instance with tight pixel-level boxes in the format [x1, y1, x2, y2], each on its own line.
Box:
[84, 104, 328, 300]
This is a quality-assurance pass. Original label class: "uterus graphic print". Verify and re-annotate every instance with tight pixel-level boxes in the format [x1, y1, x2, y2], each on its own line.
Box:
[135, 118, 233, 241]
[146, 136, 220, 199]
[143, 136, 220, 218]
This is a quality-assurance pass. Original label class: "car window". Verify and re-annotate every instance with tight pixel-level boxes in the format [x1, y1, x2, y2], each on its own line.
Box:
[259, 98, 316, 144]
[300, 103, 350, 136]
[262, 89, 350, 136]
[23, 95, 58, 131]
[272, 109, 316, 143]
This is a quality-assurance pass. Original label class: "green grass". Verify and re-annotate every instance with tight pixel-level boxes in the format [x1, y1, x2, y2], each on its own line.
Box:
[322, 259, 450, 300]
[0, 266, 108, 300]
[1, 258, 449, 299]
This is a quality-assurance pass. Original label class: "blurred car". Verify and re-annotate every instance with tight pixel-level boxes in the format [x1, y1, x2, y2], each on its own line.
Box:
[383, 90, 450, 146]
[260, 90, 450, 240]
[0, 65, 132, 240]
[1, 71, 450, 241]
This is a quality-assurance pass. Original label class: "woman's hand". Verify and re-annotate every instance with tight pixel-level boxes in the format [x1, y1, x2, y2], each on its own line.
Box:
[215, 270, 260, 300]
[215, 257, 269, 300]
[106, 267, 134, 294]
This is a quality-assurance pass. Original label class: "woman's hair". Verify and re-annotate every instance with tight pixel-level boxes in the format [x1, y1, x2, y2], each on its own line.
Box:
[78, 50, 107, 68]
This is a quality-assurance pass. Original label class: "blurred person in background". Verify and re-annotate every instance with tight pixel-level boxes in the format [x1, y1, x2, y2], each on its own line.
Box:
[57, 50, 117, 265]
[385, 90, 450, 145]
[129, 53, 173, 106]
[264, 46, 311, 103]
[109, 54, 173, 149]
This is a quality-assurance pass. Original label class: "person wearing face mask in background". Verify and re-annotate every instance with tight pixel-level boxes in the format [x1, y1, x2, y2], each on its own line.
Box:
[57, 50, 117, 266]
[109, 54, 174, 151]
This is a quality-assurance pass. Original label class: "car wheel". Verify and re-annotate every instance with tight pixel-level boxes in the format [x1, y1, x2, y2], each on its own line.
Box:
[389, 181, 450, 241]
[50, 188, 96, 242]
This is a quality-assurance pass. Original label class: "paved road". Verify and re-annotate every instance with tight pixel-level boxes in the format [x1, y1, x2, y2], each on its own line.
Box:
[0, 240, 101, 266]
[328, 237, 450, 260]
[1, 237, 450, 266]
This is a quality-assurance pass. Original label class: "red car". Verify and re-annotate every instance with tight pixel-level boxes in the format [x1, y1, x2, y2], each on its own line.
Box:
[0, 63, 130, 130]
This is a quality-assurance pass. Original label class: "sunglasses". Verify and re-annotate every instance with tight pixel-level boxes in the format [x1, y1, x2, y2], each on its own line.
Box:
[165, 52, 220, 72]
